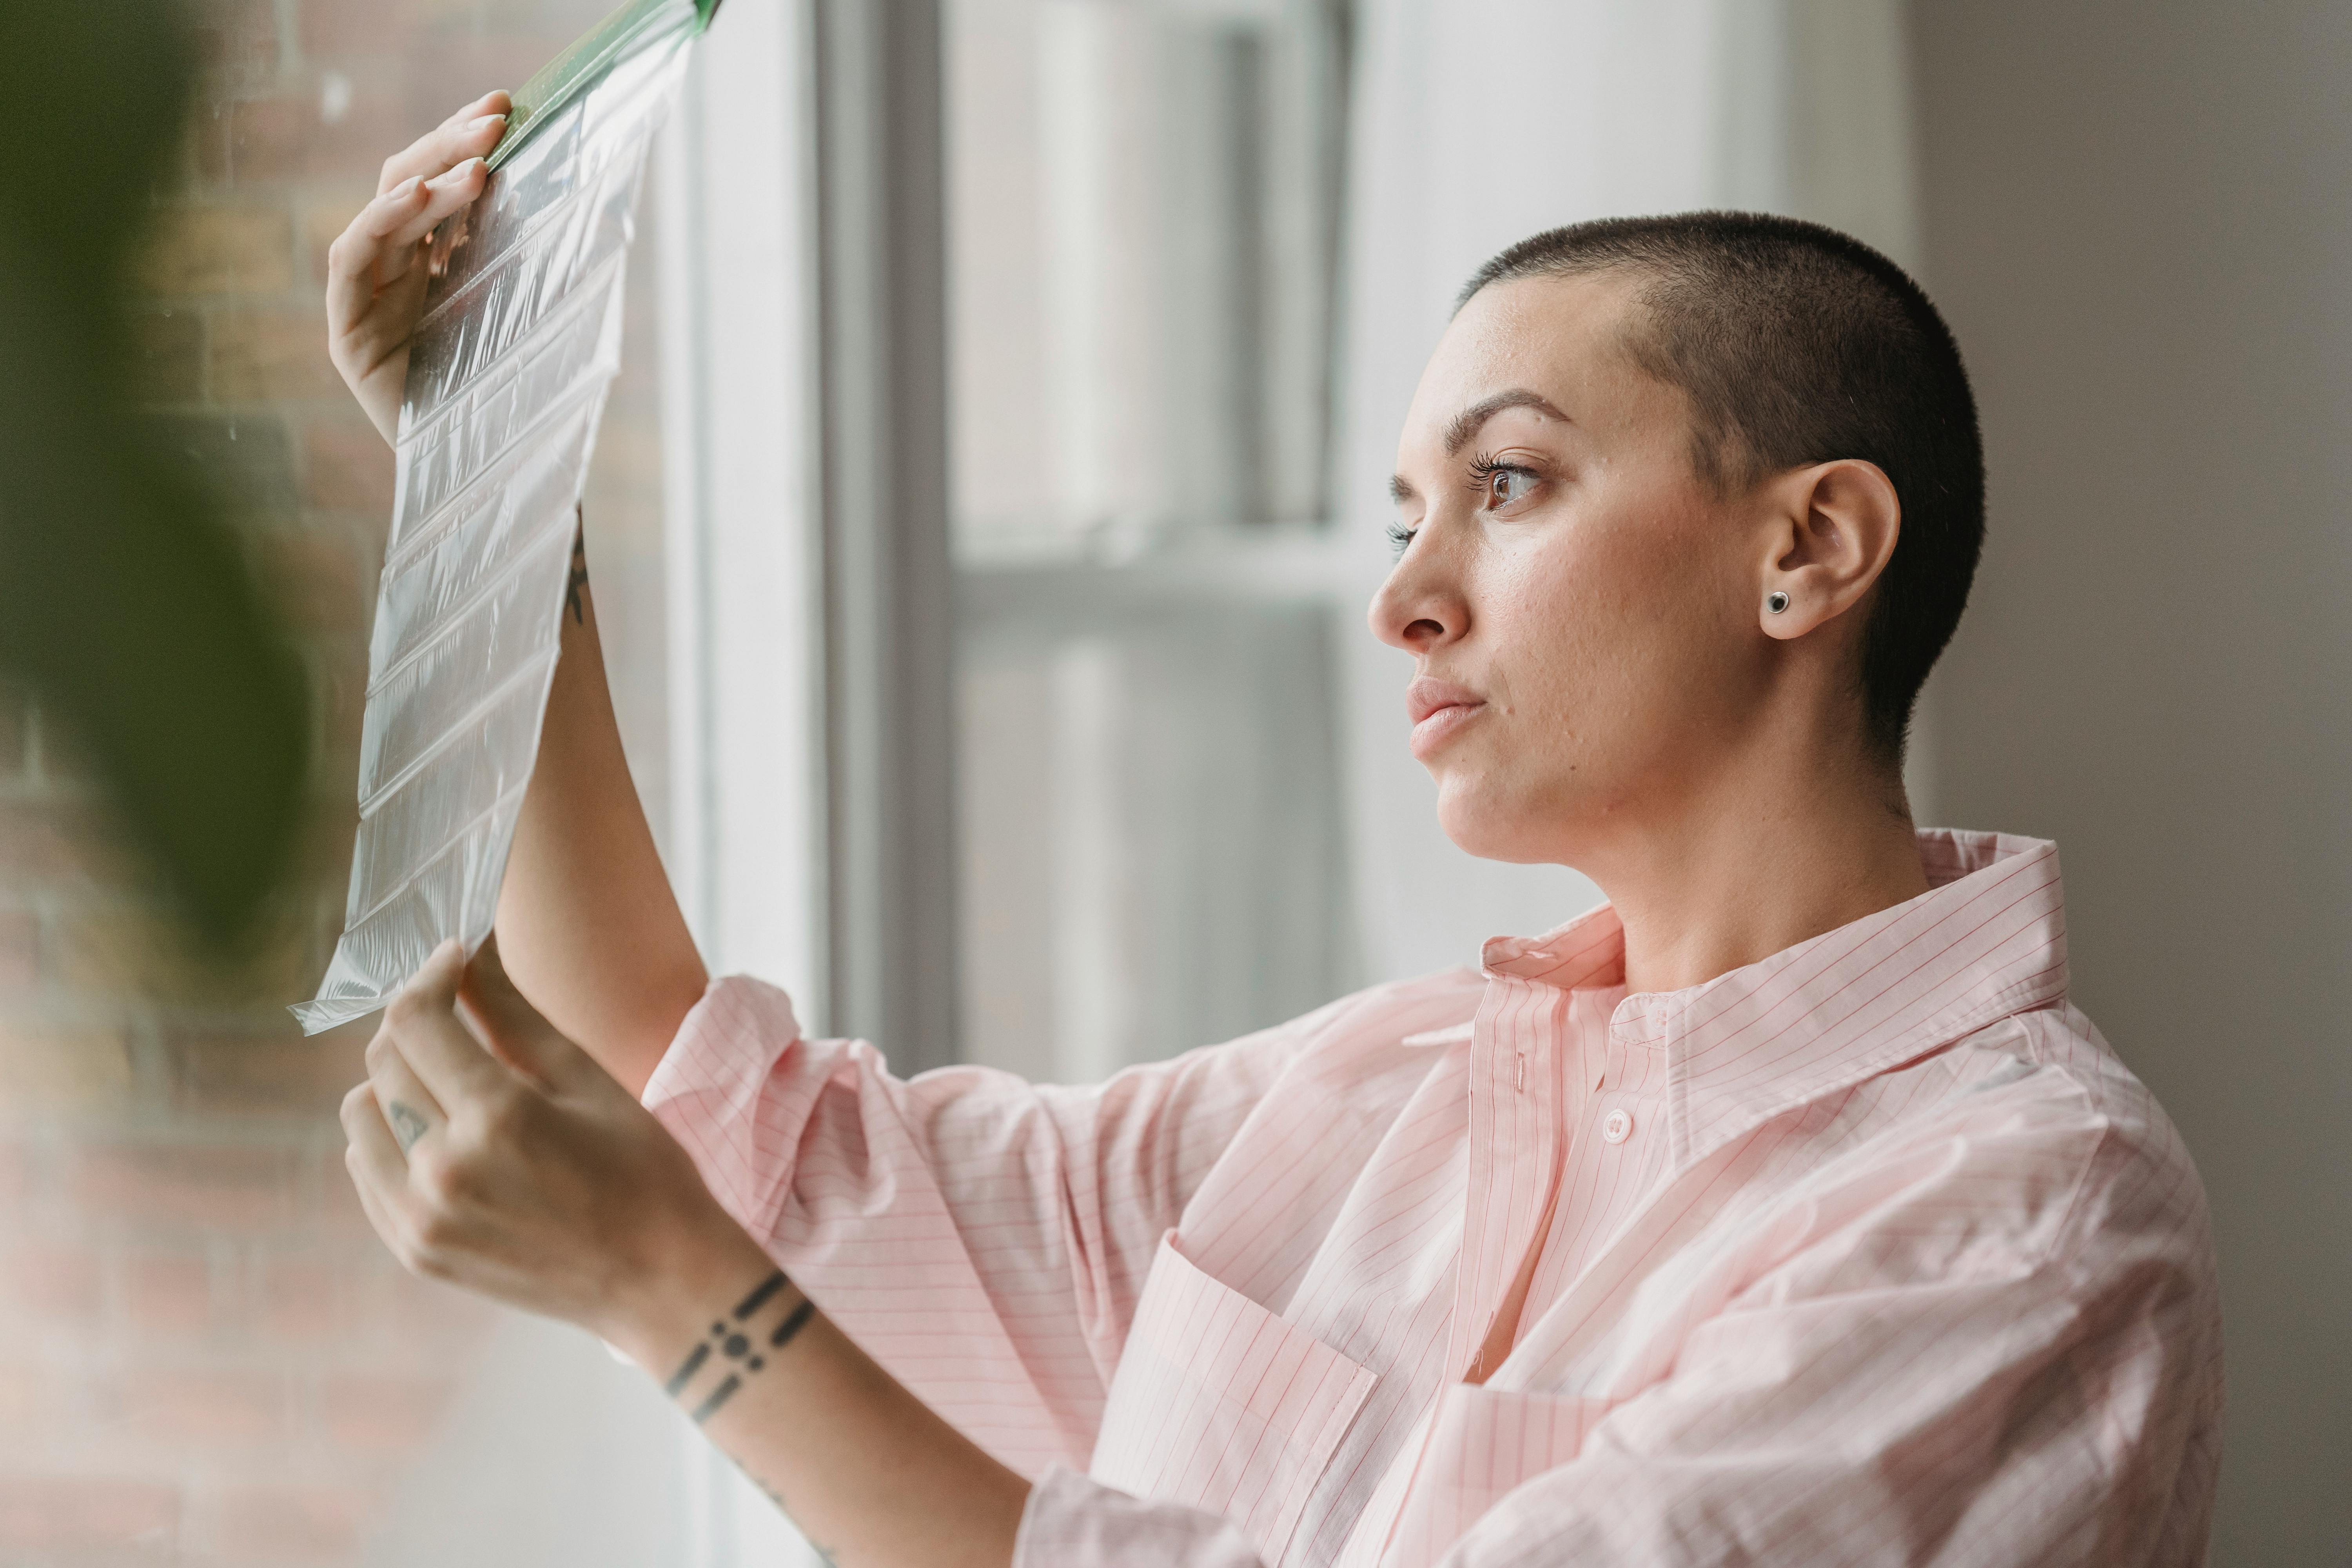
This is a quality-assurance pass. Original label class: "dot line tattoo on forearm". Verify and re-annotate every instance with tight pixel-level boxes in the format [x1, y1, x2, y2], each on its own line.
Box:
[664, 1269, 820, 1425]
[387, 1100, 430, 1152]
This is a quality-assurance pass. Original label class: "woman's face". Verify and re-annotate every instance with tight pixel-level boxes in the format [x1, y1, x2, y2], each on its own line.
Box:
[1370, 270, 1770, 867]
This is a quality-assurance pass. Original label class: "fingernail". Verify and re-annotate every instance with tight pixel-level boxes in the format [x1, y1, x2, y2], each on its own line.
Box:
[468, 113, 504, 134]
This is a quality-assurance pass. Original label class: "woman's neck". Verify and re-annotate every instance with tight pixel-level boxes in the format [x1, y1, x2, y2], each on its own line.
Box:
[1593, 736, 1930, 998]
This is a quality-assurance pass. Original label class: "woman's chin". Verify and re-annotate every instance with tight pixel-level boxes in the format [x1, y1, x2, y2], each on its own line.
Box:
[1434, 777, 1562, 865]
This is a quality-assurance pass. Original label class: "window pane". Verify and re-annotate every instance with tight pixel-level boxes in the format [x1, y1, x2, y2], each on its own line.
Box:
[947, 0, 1348, 552]
[960, 595, 1357, 1080]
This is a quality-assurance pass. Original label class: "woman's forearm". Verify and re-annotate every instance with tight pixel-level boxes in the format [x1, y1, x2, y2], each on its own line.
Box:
[349, 940, 1025, 1568]
[609, 1220, 1030, 1568]
[496, 523, 707, 1095]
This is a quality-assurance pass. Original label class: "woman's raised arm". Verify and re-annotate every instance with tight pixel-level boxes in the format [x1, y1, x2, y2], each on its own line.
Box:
[324, 95, 706, 1093]
[494, 530, 706, 1094]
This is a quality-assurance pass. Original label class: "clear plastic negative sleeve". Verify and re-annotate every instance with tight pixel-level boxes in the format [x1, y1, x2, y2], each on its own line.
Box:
[293, 4, 699, 1032]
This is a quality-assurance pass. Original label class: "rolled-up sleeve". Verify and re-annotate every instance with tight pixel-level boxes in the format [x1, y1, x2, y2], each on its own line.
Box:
[642, 976, 1313, 1478]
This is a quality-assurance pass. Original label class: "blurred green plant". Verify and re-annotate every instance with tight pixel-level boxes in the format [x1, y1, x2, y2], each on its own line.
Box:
[0, 1, 310, 945]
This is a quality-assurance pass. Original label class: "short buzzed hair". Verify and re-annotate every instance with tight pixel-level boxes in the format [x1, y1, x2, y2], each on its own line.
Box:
[1459, 212, 1985, 763]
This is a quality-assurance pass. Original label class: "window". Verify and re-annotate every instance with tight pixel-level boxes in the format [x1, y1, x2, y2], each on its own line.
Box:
[947, 0, 1362, 1079]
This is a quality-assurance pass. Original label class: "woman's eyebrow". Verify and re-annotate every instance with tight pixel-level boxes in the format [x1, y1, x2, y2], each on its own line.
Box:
[1443, 388, 1570, 455]
[1392, 390, 1570, 501]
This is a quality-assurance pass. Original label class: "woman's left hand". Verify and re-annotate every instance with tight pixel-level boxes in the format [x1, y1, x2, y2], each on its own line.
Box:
[341, 934, 746, 1341]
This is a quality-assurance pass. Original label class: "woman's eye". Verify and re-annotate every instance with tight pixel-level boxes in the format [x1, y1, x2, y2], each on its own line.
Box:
[1485, 466, 1537, 509]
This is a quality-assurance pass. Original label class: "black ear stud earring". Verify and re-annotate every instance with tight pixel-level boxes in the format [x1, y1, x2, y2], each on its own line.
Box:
[1766, 591, 1790, 614]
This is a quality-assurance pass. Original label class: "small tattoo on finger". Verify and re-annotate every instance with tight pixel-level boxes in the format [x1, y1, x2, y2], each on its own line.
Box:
[387, 1100, 430, 1151]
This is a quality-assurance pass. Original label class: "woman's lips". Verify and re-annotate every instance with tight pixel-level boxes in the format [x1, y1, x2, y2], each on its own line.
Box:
[1405, 677, 1486, 759]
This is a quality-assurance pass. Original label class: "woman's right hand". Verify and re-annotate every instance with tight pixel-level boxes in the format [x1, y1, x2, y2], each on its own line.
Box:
[325, 90, 510, 444]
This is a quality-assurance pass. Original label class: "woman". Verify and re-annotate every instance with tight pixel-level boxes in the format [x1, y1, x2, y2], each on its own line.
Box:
[329, 94, 2221, 1568]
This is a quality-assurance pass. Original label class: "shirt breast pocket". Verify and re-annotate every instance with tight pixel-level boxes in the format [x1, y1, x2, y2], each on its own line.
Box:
[1091, 1232, 1380, 1566]
[1383, 1385, 1617, 1568]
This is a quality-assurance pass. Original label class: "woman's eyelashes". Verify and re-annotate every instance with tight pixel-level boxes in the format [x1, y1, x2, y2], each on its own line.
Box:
[1466, 452, 1543, 511]
[1388, 454, 1547, 559]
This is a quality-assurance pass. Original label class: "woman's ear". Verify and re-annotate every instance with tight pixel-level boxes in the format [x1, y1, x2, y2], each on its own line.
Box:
[1756, 459, 1902, 641]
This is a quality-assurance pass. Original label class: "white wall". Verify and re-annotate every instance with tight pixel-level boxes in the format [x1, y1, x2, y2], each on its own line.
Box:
[1910, 4, 2352, 1558]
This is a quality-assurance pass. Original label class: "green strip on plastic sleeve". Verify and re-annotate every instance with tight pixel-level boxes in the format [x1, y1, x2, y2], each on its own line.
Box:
[485, 0, 720, 171]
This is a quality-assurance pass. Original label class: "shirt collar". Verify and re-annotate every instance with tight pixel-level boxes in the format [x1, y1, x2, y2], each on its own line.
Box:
[1474, 829, 2069, 1165]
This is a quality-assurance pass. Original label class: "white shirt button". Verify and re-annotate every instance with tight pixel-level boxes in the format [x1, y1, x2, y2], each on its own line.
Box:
[1602, 1108, 1633, 1143]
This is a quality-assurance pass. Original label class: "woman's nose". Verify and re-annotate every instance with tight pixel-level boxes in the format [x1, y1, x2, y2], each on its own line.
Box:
[1367, 546, 1462, 653]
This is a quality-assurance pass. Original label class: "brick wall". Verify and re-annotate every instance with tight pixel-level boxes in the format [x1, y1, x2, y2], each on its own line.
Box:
[0, 0, 666, 1561]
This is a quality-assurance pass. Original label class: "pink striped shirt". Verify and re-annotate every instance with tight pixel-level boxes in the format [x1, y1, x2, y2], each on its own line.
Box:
[645, 829, 2223, 1565]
